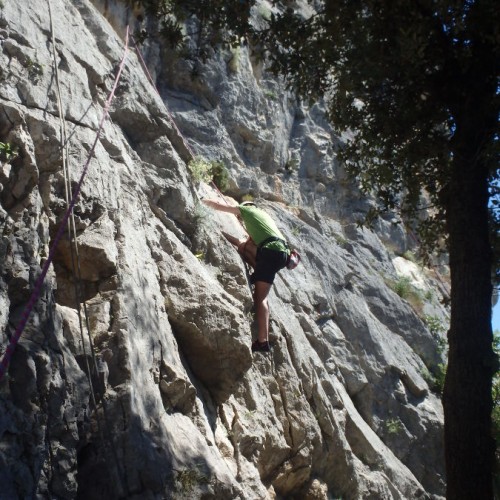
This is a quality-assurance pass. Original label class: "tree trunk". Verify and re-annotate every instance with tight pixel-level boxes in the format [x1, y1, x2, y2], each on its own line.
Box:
[443, 130, 495, 498]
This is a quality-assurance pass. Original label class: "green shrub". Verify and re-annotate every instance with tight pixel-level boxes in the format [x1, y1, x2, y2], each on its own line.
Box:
[188, 157, 230, 192]
[211, 160, 230, 192]
[188, 157, 213, 184]
[392, 276, 412, 298]
[424, 314, 447, 336]
[334, 233, 348, 246]
[0, 142, 18, 162]
[492, 331, 500, 457]
[264, 89, 278, 100]
[389, 276, 424, 315]
[285, 156, 299, 173]
[422, 363, 447, 394]
[385, 418, 403, 435]
[174, 466, 209, 494]
[434, 362, 447, 393]
[25, 56, 44, 82]
[492, 376, 500, 436]
[402, 250, 418, 263]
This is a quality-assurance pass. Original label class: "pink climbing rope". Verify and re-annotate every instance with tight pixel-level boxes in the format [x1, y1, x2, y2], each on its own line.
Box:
[0, 27, 131, 382]
[131, 35, 196, 159]
[132, 36, 233, 206]
[131, 35, 160, 96]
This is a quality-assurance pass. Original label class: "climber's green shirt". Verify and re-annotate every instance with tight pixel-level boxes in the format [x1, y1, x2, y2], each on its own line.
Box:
[238, 204, 289, 254]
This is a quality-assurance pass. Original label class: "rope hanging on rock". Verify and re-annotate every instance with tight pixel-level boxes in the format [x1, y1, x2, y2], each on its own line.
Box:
[47, 0, 98, 391]
[133, 35, 237, 211]
[46, 4, 130, 496]
[131, 35, 196, 159]
[0, 26, 131, 382]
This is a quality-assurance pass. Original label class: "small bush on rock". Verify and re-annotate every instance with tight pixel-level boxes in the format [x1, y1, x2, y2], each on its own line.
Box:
[188, 157, 230, 192]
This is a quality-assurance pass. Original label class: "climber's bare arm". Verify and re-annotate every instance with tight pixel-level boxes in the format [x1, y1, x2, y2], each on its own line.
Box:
[202, 198, 240, 216]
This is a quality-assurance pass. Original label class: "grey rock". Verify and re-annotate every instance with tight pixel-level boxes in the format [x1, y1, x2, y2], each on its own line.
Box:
[0, 0, 448, 498]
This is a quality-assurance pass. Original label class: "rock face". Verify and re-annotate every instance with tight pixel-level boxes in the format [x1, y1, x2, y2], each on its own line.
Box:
[0, 1, 449, 498]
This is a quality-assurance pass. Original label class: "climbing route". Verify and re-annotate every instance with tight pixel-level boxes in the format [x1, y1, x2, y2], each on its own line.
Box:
[0, 24, 130, 382]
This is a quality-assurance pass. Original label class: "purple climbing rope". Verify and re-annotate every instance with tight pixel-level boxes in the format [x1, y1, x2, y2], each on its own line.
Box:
[0, 27, 130, 382]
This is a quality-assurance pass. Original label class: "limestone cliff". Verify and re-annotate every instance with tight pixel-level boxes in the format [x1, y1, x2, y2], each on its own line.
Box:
[0, 1, 449, 498]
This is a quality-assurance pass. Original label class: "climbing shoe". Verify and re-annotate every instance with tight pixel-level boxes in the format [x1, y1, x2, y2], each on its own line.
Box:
[251, 340, 271, 352]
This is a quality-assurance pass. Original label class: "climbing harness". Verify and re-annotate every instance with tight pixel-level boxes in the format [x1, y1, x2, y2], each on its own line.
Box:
[257, 236, 301, 270]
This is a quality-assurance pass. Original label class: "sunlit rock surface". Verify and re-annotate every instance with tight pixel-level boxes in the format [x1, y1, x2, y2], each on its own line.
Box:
[0, 0, 449, 498]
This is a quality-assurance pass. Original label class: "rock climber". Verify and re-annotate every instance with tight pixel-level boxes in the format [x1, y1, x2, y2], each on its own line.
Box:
[202, 198, 290, 352]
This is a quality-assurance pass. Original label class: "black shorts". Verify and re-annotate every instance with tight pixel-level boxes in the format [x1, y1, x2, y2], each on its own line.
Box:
[253, 247, 288, 284]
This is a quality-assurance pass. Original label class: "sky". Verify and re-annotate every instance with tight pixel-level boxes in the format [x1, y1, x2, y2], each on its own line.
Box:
[494, 301, 500, 333]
